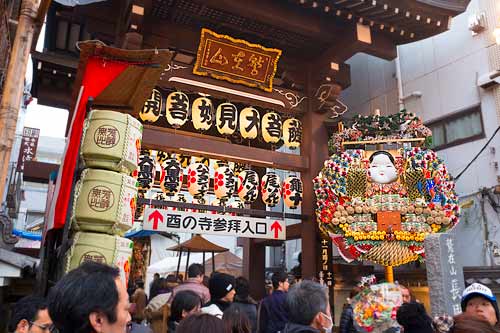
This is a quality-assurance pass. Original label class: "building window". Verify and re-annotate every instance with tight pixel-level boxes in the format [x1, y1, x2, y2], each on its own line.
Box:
[426, 105, 484, 150]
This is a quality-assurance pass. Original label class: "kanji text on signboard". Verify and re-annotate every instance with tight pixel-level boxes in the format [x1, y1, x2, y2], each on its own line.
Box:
[143, 208, 285, 240]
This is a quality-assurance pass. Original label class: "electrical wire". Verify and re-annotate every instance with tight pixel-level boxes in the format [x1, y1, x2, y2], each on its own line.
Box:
[454, 126, 500, 181]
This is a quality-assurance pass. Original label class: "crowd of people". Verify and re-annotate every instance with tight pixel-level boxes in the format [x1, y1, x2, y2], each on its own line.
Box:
[6, 260, 500, 333]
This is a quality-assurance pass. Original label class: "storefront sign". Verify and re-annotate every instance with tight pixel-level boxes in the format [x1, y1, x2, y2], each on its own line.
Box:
[193, 28, 282, 92]
[143, 207, 285, 240]
[17, 127, 40, 171]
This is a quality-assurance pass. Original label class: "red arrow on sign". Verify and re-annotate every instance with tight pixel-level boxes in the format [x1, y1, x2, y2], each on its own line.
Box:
[148, 210, 163, 230]
[270, 221, 282, 239]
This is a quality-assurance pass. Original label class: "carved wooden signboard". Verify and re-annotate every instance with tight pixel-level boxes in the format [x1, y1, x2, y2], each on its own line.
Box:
[193, 28, 282, 92]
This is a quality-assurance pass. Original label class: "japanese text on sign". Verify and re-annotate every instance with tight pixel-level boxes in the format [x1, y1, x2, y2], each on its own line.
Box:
[194, 28, 282, 92]
[143, 208, 285, 240]
[17, 127, 40, 171]
[446, 237, 462, 315]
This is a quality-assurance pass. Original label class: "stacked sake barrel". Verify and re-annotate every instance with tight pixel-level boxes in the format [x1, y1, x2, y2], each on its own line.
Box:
[65, 110, 142, 283]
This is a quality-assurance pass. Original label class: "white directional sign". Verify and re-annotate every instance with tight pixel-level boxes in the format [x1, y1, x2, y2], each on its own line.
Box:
[142, 208, 285, 240]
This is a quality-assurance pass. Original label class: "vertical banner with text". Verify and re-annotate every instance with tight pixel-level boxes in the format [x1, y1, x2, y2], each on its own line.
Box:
[17, 127, 40, 171]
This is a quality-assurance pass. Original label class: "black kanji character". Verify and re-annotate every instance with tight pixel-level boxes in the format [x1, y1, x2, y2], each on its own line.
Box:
[241, 220, 255, 234]
[218, 104, 237, 131]
[166, 214, 181, 228]
[227, 219, 241, 233]
[168, 92, 189, 120]
[213, 218, 227, 232]
[265, 113, 281, 138]
[198, 217, 212, 231]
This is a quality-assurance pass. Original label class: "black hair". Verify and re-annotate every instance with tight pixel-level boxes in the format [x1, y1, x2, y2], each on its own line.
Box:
[271, 271, 288, 289]
[177, 313, 224, 333]
[135, 280, 144, 289]
[48, 261, 120, 333]
[170, 290, 202, 322]
[369, 150, 395, 164]
[8, 295, 48, 332]
[187, 263, 204, 278]
[223, 305, 251, 333]
[285, 280, 328, 326]
[396, 301, 434, 333]
[235, 276, 250, 299]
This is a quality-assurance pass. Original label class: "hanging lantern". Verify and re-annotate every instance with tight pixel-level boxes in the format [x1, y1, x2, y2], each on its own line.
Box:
[177, 154, 191, 168]
[194, 156, 210, 167]
[160, 158, 183, 196]
[283, 118, 302, 149]
[152, 192, 168, 210]
[156, 151, 174, 167]
[229, 198, 244, 216]
[239, 107, 260, 139]
[214, 160, 229, 170]
[237, 170, 259, 203]
[262, 112, 282, 144]
[135, 190, 146, 220]
[139, 88, 163, 123]
[192, 96, 213, 131]
[283, 175, 303, 209]
[261, 172, 282, 207]
[214, 166, 235, 202]
[233, 162, 246, 177]
[216, 102, 237, 135]
[136, 150, 156, 191]
[187, 163, 210, 199]
[166, 91, 189, 128]
[192, 196, 207, 213]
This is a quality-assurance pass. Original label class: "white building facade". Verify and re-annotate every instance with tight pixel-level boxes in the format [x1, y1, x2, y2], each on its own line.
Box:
[340, 0, 500, 268]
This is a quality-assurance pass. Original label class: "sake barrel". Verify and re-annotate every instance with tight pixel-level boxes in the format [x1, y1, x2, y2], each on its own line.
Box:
[66, 232, 133, 285]
[73, 168, 138, 235]
[81, 109, 143, 174]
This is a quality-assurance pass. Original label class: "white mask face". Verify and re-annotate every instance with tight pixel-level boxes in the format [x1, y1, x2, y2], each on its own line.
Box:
[369, 153, 398, 184]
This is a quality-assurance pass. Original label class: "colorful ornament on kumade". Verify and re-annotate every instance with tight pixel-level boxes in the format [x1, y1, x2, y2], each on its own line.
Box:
[315, 111, 459, 267]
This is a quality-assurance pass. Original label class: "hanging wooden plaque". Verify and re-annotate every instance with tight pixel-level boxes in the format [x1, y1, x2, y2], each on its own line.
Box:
[193, 28, 282, 92]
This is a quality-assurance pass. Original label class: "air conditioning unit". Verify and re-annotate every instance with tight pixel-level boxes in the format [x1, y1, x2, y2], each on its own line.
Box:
[478, 70, 500, 89]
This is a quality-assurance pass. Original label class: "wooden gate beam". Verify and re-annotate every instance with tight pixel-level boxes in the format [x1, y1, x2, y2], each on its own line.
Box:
[142, 125, 309, 172]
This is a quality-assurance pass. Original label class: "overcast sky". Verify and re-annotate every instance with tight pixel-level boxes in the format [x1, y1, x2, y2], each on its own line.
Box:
[24, 23, 69, 139]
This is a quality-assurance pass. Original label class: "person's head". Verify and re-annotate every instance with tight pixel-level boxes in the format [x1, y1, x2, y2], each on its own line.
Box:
[451, 313, 500, 333]
[222, 305, 251, 333]
[153, 273, 160, 281]
[135, 280, 144, 289]
[234, 277, 250, 300]
[187, 263, 205, 283]
[8, 295, 53, 333]
[176, 313, 224, 333]
[285, 280, 332, 331]
[271, 271, 289, 292]
[461, 283, 499, 326]
[369, 151, 398, 184]
[209, 272, 236, 303]
[400, 285, 412, 304]
[396, 301, 433, 333]
[48, 262, 131, 333]
[170, 290, 202, 322]
[166, 274, 178, 290]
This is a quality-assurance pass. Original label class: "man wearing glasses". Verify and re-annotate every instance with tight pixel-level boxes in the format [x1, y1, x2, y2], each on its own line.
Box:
[8, 295, 56, 333]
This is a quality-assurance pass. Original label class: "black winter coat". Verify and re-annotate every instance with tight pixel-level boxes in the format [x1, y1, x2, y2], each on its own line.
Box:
[339, 304, 358, 333]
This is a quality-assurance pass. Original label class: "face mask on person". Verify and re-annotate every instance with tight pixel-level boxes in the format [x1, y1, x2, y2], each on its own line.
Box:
[320, 312, 333, 333]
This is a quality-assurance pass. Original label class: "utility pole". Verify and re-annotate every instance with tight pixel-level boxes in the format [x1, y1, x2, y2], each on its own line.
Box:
[0, 0, 39, 204]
